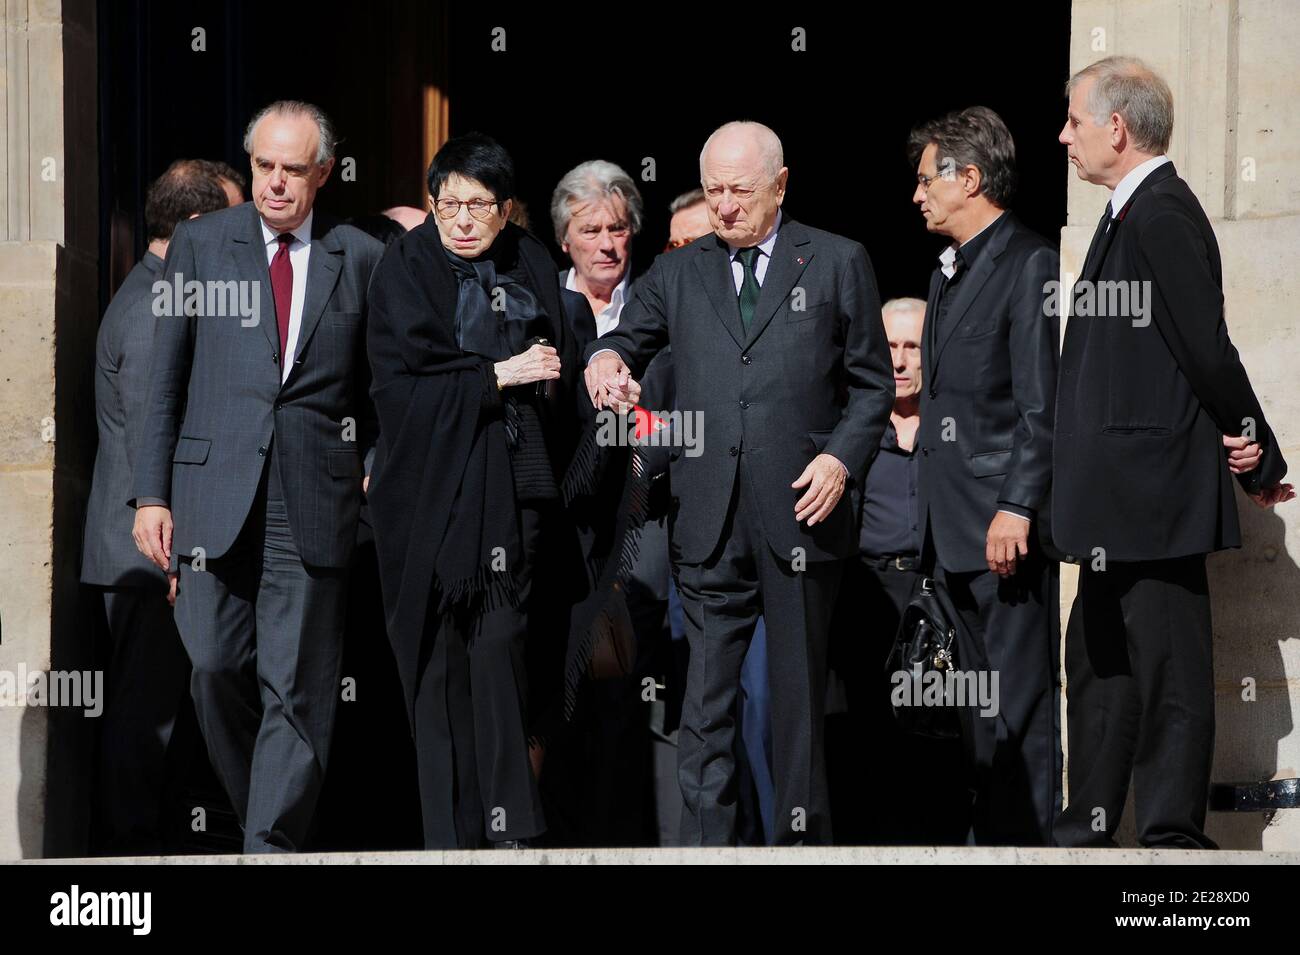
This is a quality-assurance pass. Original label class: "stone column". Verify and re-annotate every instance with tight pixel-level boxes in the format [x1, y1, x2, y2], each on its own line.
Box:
[1064, 0, 1300, 848]
[0, 0, 98, 858]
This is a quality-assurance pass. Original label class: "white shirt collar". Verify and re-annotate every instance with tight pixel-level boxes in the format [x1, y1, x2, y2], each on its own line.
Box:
[260, 209, 314, 249]
[566, 267, 629, 308]
[1110, 155, 1170, 217]
[938, 211, 1004, 277]
[727, 210, 783, 261]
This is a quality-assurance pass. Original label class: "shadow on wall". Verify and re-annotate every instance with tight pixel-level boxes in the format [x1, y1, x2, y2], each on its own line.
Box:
[19, 704, 44, 858]
[1205, 495, 1298, 849]
[1109, 494, 1298, 849]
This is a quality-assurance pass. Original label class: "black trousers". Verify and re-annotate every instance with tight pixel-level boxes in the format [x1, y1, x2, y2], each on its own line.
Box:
[93, 585, 192, 855]
[674, 459, 841, 846]
[935, 545, 1061, 846]
[174, 447, 348, 853]
[1054, 555, 1216, 848]
[826, 559, 972, 845]
[412, 505, 546, 848]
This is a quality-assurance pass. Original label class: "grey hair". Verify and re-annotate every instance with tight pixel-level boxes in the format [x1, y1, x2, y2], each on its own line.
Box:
[670, 188, 706, 215]
[882, 297, 927, 320]
[699, 121, 784, 181]
[1066, 56, 1173, 155]
[549, 160, 644, 246]
[243, 100, 338, 165]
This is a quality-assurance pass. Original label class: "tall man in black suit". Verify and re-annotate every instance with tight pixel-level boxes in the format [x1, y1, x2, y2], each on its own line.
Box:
[81, 160, 233, 854]
[585, 121, 894, 845]
[132, 101, 384, 853]
[1054, 57, 1293, 848]
[909, 106, 1062, 845]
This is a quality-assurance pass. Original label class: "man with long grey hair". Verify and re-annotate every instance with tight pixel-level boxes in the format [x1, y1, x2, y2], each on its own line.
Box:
[1054, 56, 1292, 848]
[551, 159, 644, 337]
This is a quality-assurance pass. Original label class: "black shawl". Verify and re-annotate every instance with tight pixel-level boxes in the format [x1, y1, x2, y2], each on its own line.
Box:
[366, 217, 645, 727]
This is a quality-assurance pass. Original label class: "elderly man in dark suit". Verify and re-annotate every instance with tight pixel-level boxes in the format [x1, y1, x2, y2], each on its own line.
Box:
[585, 120, 894, 846]
[81, 159, 233, 854]
[132, 100, 384, 853]
[908, 106, 1062, 845]
[1054, 57, 1292, 848]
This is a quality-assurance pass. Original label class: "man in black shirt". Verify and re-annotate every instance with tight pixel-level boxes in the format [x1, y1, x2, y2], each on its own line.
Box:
[826, 297, 971, 845]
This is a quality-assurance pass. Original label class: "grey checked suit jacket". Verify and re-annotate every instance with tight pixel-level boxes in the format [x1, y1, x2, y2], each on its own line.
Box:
[134, 202, 384, 569]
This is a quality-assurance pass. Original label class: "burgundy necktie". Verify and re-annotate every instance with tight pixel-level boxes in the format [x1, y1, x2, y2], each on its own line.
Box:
[270, 232, 294, 368]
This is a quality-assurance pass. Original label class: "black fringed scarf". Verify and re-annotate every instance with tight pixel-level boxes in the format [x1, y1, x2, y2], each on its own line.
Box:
[367, 217, 651, 729]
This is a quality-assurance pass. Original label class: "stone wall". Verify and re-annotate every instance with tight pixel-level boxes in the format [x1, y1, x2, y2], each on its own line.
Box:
[0, 0, 98, 858]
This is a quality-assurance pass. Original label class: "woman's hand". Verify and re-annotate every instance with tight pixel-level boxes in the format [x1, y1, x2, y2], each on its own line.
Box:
[494, 343, 561, 388]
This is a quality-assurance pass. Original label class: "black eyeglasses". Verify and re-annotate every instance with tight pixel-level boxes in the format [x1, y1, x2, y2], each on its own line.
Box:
[433, 197, 500, 220]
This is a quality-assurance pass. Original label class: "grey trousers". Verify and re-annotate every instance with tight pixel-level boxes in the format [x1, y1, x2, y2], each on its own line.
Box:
[174, 448, 348, 853]
[673, 461, 841, 846]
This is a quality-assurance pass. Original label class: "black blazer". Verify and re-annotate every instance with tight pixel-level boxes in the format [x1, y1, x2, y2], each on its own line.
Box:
[585, 217, 894, 564]
[1053, 162, 1287, 562]
[918, 212, 1060, 573]
[135, 202, 384, 569]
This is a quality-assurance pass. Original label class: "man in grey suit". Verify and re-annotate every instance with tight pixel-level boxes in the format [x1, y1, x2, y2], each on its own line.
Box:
[132, 101, 384, 853]
[585, 121, 894, 845]
[82, 159, 233, 854]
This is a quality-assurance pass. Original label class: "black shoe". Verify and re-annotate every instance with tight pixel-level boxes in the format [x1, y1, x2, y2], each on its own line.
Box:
[492, 839, 530, 849]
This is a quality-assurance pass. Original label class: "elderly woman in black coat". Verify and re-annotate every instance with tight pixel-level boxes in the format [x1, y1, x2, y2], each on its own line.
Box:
[366, 133, 638, 849]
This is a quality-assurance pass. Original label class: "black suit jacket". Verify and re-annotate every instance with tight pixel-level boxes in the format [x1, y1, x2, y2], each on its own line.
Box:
[1053, 162, 1287, 561]
[918, 212, 1060, 573]
[82, 252, 170, 588]
[585, 217, 894, 564]
[135, 202, 384, 569]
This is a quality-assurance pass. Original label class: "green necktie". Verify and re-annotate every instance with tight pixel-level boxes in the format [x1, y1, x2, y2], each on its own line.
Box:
[736, 246, 761, 331]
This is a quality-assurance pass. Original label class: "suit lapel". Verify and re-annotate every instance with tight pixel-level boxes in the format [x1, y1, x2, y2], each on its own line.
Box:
[746, 220, 813, 345]
[923, 267, 944, 384]
[931, 213, 1013, 374]
[1079, 162, 1178, 284]
[231, 205, 279, 355]
[289, 215, 343, 376]
[694, 236, 746, 349]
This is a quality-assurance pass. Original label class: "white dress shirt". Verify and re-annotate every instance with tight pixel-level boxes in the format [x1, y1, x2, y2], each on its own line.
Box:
[726, 210, 782, 291]
[260, 210, 313, 384]
[1109, 154, 1170, 219]
[568, 269, 630, 338]
[587, 211, 784, 364]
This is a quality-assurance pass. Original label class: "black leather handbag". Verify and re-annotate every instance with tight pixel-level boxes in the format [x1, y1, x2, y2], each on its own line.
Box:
[884, 576, 964, 739]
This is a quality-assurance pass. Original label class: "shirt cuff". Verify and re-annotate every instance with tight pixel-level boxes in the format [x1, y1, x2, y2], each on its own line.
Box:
[134, 497, 169, 508]
[587, 348, 621, 366]
[996, 505, 1032, 523]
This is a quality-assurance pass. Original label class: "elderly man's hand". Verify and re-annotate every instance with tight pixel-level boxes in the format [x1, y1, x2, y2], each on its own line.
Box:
[584, 351, 631, 409]
[792, 453, 847, 526]
[1249, 483, 1296, 508]
[1223, 433, 1262, 474]
[986, 511, 1030, 577]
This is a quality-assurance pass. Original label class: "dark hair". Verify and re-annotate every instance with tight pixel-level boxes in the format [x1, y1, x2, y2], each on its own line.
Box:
[906, 106, 1018, 208]
[144, 159, 230, 241]
[348, 213, 408, 247]
[425, 132, 515, 205]
[194, 158, 247, 192]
